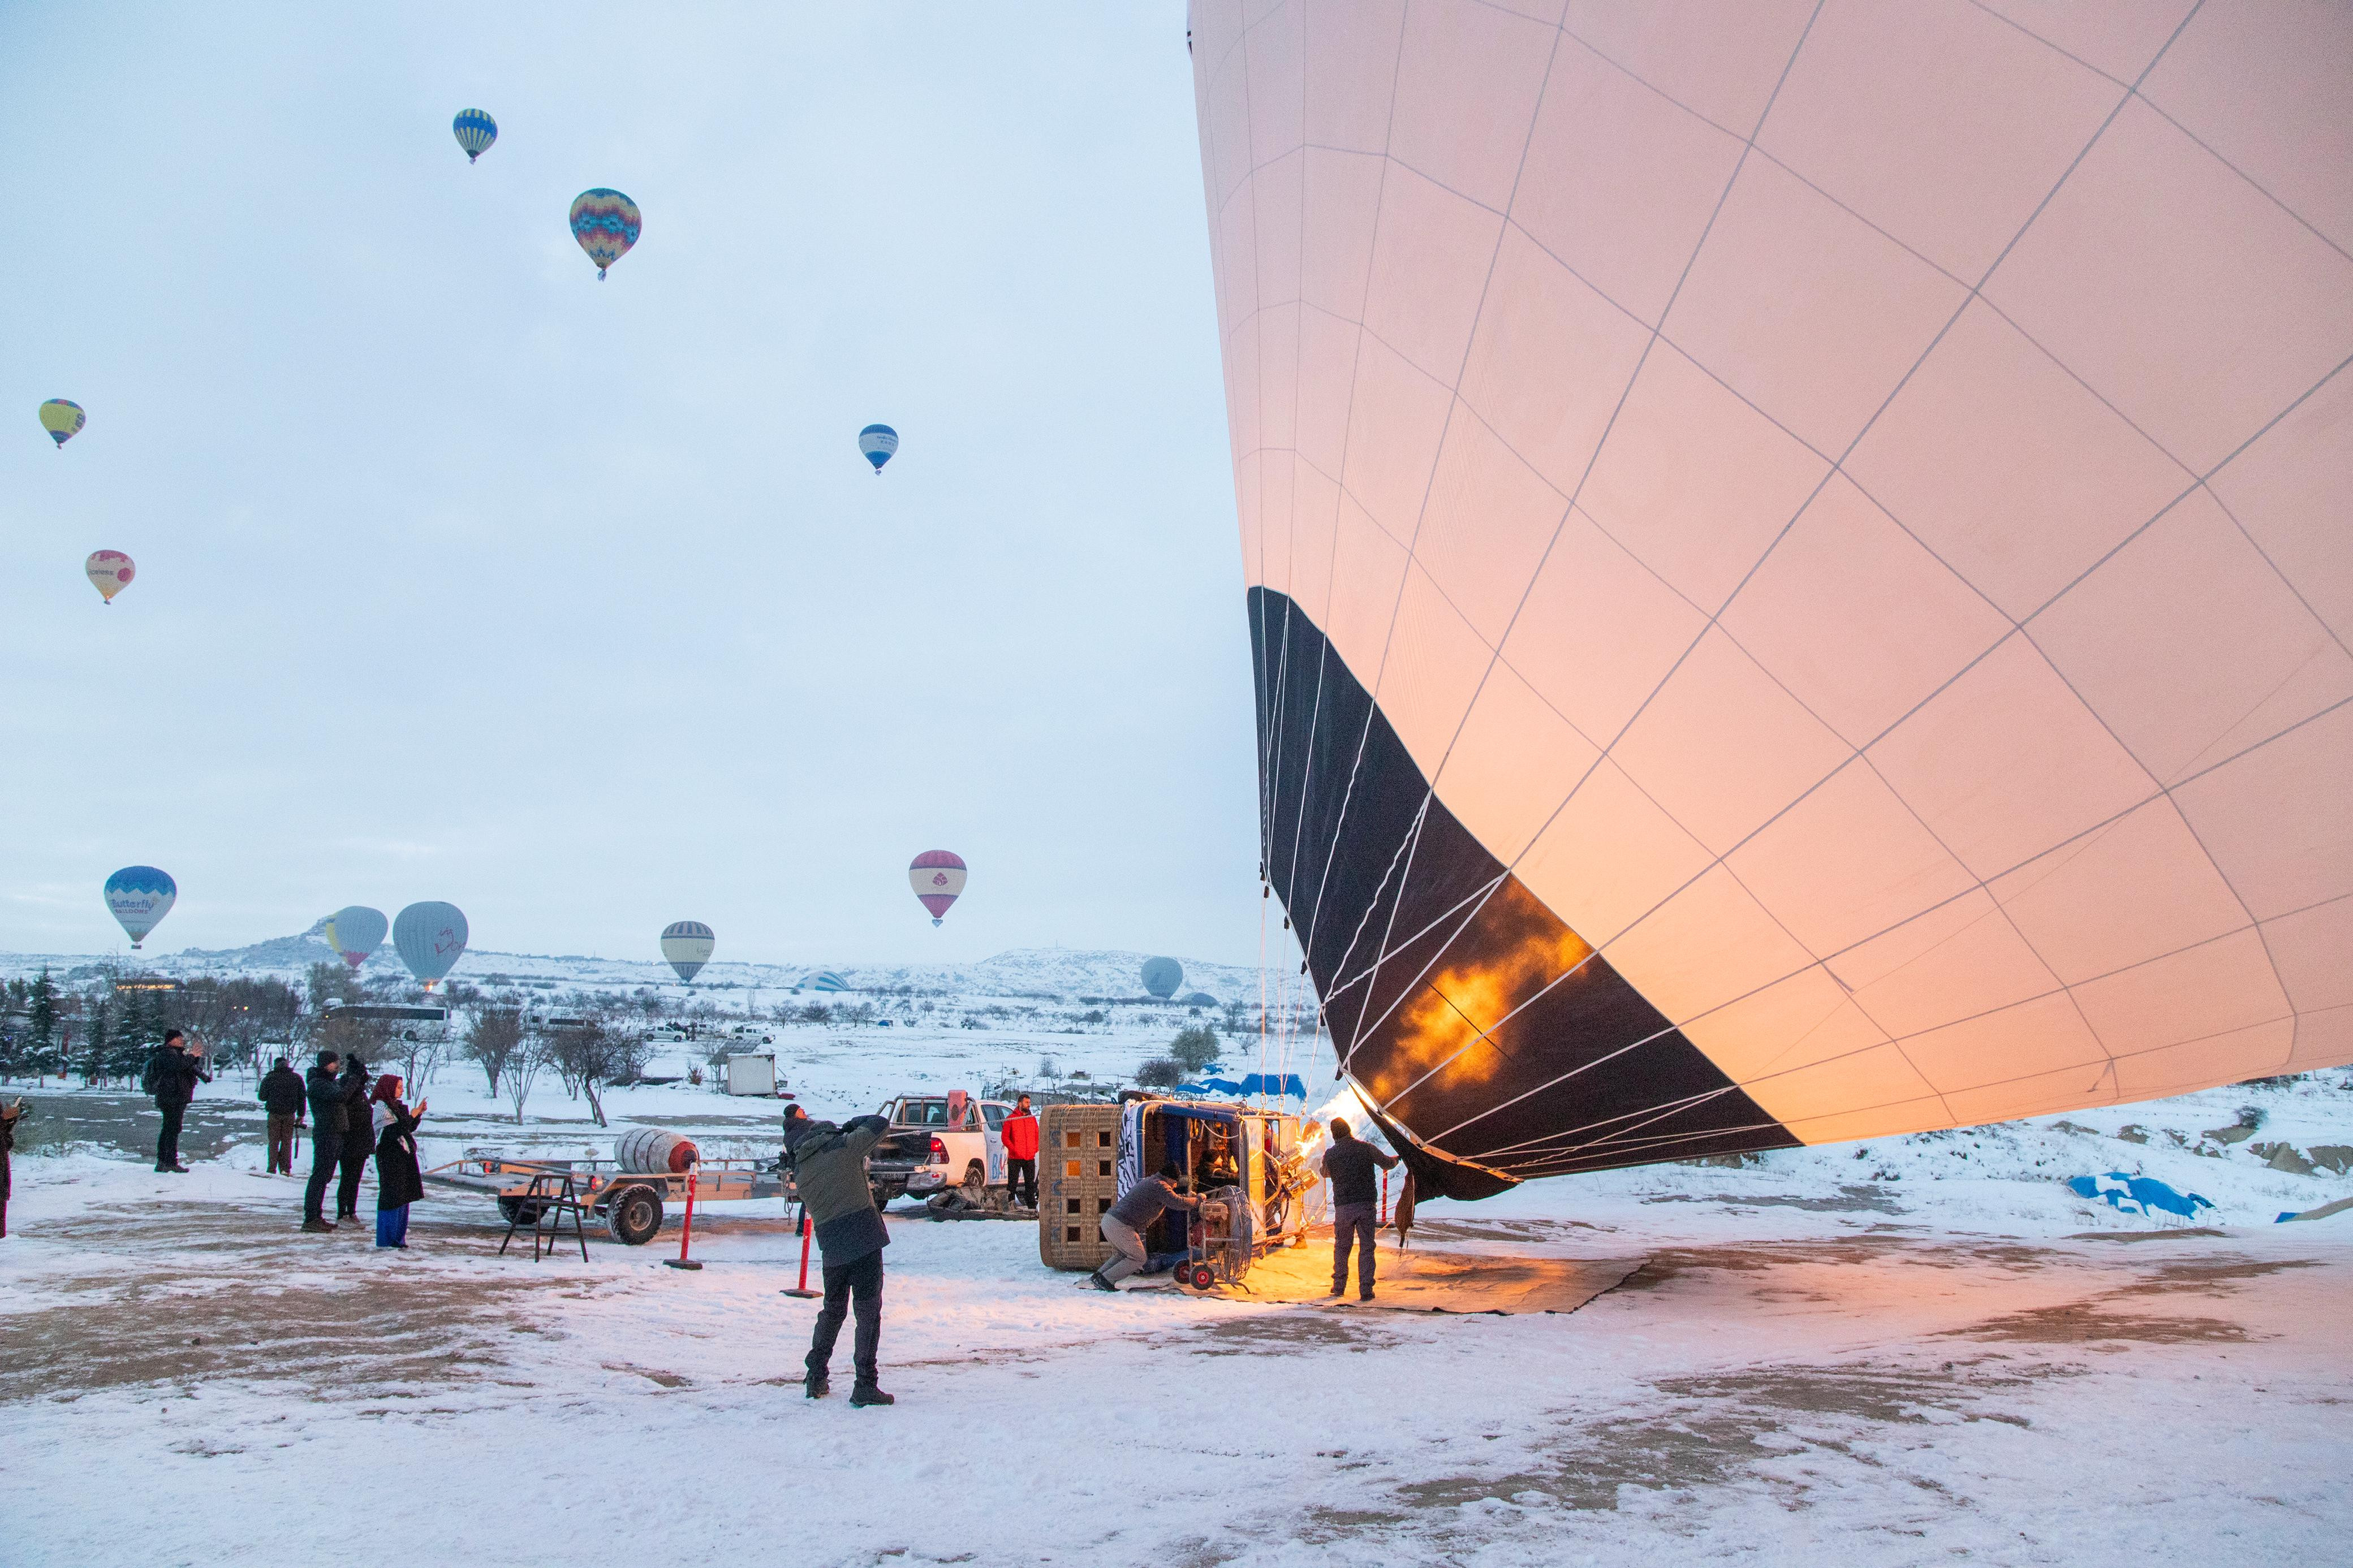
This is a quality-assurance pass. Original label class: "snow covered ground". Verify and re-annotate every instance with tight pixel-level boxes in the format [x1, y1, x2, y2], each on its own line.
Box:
[5, 1023, 2350, 1563]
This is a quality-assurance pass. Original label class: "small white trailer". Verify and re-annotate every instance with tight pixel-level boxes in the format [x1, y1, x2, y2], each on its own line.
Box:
[725, 1052, 779, 1097]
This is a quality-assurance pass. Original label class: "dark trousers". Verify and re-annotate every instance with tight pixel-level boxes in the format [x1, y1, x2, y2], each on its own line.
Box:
[1333, 1200, 1378, 1295]
[267, 1113, 299, 1174]
[1006, 1157, 1036, 1208]
[806, 1249, 885, 1385]
[154, 1099, 187, 1169]
[337, 1130, 374, 1217]
[304, 1129, 343, 1221]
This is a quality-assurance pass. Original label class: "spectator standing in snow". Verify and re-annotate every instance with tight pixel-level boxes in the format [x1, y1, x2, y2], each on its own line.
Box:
[1088, 1163, 1200, 1290]
[782, 1111, 895, 1406]
[1001, 1094, 1039, 1211]
[1320, 1117, 1399, 1301]
[257, 1057, 306, 1176]
[1, 1098, 23, 1239]
[145, 1030, 211, 1173]
[334, 1054, 376, 1224]
[301, 1051, 345, 1232]
[370, 1075, 426, 1250]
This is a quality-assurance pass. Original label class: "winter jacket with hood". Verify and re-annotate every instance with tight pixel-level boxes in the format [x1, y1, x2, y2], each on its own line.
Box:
[783, 1113, 891, 1267]
[148, 1044, 211, 1107]
[257, 1064, 307, 1117]
[305, 1064, 347, 1134]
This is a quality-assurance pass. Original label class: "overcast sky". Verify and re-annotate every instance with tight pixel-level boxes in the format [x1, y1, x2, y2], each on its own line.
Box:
[0, 3, 1276, 970]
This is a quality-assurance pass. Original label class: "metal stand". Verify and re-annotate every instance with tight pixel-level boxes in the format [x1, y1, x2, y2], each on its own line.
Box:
[499, 1171, 589, 1262]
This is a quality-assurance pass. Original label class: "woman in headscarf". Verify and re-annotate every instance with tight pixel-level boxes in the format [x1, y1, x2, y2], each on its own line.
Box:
[370, 1075, 427, 1249]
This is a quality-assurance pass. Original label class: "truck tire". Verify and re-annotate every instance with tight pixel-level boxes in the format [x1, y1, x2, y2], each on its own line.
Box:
[962, 1163, 986, 1205]
[605, 1183, 665, 1246]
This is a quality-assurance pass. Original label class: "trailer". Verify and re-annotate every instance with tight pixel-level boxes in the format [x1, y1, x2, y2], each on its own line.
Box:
[425, 1141, 788, 1245]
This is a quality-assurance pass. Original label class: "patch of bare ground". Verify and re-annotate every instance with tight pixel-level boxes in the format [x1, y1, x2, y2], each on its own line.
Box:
[0, 1200, 591, 1403]
[1947, 1303, 2250, 1346]
[1386, 1356, 2057, 1517]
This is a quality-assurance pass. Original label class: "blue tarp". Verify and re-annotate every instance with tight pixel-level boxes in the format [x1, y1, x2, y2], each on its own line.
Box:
[1178, 1073, 1307, 1099]
[2065, 1171, 2214, 1220]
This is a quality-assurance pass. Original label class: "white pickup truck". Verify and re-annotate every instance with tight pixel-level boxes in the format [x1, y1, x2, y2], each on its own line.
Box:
[866, 1093, 1012, 1208]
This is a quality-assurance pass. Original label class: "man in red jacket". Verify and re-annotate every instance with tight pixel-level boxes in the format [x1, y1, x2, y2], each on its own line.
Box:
[1001, 1095, 1039, 1212]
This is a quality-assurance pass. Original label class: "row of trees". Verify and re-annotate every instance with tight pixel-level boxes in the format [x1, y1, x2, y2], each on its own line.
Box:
[452, 1004, 650, 1126]
[0, 968, 304, 1083]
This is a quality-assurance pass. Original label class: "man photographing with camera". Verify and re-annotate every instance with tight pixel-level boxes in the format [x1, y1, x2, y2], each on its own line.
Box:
[145, 1030, 210, 1174]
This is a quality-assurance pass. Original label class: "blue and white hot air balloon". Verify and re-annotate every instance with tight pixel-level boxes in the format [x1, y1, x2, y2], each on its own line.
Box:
[660, 921, 715, 984]
[858, 424, 898, 474]
[393, 901, 469, 991]
[104, 866, 177, 949]
[324, 905, 388, 972]
[452, 109, 497, 162]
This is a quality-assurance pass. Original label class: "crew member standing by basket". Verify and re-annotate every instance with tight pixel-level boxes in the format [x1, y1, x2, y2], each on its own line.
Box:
[783, 1111, 896, 1407]
[1001, 1095, 1039, 1212]
[1321, 1118, 1399, 1301]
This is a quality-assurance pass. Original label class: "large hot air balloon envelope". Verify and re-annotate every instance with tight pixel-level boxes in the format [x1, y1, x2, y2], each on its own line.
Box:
[40, 399, 85, 448]
[568, 189, 640, 279]
[393, 901, 468, 991]
[660, 921, 716, 984]
[908, 852, 966, 927]
[104, 866, 176, 949]
[1140, 957, 1183, 999]
[85, 550, 133, 604]
[324, 905, 387, 972]
[1196, 3, 2353, 1199]
[859, 425, 898, 473]
[451, 108, 497, 162]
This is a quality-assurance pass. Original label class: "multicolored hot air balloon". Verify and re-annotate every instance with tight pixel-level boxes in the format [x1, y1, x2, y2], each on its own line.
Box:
[392, 901, 468, 991]
[859, 424, 898, 473]
[660, 921, 716, 984]
[568, 189, 640, 280]
[40, 399, 85, 448]
[1140, 957, 1183, 999]
[85, 550, 133, 604]
[908, 851, 966, 927]
[451, 108, 497, 162]
[1200, 4, 2353, 1198]
[105, 866, 176, 949]
[324, 905, 387, 972]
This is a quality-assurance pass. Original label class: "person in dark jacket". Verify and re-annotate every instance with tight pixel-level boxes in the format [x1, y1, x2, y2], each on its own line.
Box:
[370, 1075, 426, 1249]
[257, 1058, 306, 1175]
[1089, 1163, 1200, 1291]
[783, 1112, 895, 1406]
[1, 1098, 23, 1240]
[1320, 1117, 1399, 1301]
[334, 1055, 376, 1223]
[147, 1030, 211, 1173]
[301, 1051, 345, 1232]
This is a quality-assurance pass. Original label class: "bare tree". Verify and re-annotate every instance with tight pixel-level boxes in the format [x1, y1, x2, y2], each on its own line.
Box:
[462, 1003, 525, 1098]
[544, 1014, 648, 1128]
[504, 1032, 543, 1125]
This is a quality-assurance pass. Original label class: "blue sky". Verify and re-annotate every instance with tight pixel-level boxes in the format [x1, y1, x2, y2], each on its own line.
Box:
[0, 3, 1270, 967]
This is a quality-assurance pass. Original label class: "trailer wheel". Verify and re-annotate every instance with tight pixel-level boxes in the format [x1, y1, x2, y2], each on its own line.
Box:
[606, 1183, 665, 1246]
[498, 1196, 545, 1228]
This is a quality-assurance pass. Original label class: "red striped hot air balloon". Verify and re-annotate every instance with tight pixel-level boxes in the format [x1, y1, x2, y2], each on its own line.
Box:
[908, 851, 966, 927]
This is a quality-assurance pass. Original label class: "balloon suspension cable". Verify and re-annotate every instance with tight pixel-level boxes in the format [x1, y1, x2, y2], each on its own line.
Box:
[597, 267, 607, 280]
[1256, 880, 1269, 1112]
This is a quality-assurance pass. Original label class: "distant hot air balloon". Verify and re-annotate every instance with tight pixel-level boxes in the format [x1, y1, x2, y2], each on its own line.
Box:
[324, 905, 387, 972]
[40, 399, 85, 448]
[1140, 957, 1183, 999]
[451, 108, 497, 162]
[104, 866, 176, 950]
[859, 425, 899, 473]
[85, 550, 133, 604]
[568, 189, 640, 280]
[392, 901, 469, 991]
[660, 921, 715, 984]
[908, 851, 966, 927]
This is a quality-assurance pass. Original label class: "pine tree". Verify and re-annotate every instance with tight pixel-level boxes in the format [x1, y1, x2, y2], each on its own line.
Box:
[29, 968, 58, 1078]
[84, 995, 112, 1085]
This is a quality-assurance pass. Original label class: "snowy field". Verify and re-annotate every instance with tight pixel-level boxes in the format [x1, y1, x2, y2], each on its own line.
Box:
[5, 1018, 2351, 1565]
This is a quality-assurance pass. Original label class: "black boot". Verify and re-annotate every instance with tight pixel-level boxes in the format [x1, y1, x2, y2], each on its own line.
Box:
[849, 1383, 895, 1407]
[803, 1368, 830, 1399]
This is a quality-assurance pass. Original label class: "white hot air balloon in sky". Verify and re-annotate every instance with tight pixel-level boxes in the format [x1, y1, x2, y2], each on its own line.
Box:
[660, 921, 715, 984]
[393, 901, 468, 991]
[1193, 2, 2353, 1198]
[324, 906, 387, 972]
